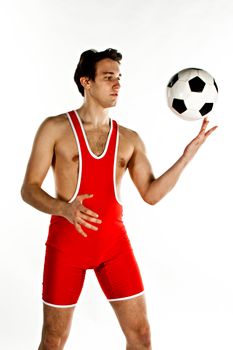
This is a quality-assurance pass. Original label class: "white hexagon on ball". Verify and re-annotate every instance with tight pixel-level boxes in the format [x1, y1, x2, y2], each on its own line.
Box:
[167, 81, 190, 110]
[178, 68, 200, 82]
[178, 109, 203, 121]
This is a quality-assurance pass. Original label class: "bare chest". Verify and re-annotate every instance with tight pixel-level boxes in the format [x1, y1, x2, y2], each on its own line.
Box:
[53, 125, 133, 171]
[83, 130, 110, 157]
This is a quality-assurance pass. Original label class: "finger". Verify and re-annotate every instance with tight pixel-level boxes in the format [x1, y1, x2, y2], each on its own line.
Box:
[200, 118, 209, 132]
[80, 213, 102, 224]
[74, 223, 87, 238]
[77, 193, 94, 204]
[200, 117, 207, 128]
[77, 217, 99, 231]
[204, 126, 218, 138]
[203, 117, 209, 124]
[80, 205, 99, 218]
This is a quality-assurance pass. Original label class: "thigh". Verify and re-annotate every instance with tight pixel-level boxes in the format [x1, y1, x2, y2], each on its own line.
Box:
[109, 294, 150, 337]
[42, 245, 86, 307]
[41, 303, 75, 337]
[94, 244, 144, 301]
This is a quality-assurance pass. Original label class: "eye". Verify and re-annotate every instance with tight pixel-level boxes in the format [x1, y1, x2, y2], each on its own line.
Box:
[104, 75, 121, 81]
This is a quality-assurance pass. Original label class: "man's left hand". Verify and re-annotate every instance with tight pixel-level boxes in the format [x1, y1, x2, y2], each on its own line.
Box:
[183, 117, 218, 162]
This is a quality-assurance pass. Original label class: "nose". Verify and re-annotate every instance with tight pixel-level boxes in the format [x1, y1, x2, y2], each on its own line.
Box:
[113, 78, 121, 90]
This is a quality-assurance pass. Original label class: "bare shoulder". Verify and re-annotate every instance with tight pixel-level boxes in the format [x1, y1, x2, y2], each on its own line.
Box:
[36, 113, 69, 139]
[40, 113, 68, 130]
[118, 124, 145, 150]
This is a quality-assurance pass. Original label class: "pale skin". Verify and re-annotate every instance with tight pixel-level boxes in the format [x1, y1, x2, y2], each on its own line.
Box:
[21, 58, 217, 350]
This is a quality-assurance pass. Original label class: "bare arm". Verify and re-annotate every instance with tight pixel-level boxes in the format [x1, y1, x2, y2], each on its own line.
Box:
[21, 117, 65, 215]
[128, 118, 218, 205]
[21, 117, 101, 237]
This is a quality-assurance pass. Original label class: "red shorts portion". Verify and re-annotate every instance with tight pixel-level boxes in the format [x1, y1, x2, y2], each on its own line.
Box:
[42, 216, 144, 307]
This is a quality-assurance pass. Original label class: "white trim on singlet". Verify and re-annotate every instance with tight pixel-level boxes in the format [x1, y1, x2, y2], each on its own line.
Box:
[108, 291, 145, 302]
[74, 109, 113, 159]
[66, 112, 82, 203]
[113, 124, 123, 205]
[43, 300, 77, 308]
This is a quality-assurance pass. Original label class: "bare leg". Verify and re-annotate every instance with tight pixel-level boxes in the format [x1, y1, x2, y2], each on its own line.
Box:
[110, 294, 152, 350]
[38, 303, 75, 350]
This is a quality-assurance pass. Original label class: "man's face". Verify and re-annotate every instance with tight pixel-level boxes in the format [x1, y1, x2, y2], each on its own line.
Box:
[87, 58, 121, 108]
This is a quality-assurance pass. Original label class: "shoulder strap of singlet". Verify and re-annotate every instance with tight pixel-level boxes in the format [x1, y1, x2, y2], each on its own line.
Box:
[67, 110, 89, 155]
[107, 119, 118, 157]
[67, 110, 118, 158]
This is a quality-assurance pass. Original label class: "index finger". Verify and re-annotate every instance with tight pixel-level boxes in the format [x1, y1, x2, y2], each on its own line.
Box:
[202, 117, 209, 127]
[81, 205, 99, 218]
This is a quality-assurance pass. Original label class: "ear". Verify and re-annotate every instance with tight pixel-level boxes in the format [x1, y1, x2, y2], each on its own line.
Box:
[80, 77, 91, 90]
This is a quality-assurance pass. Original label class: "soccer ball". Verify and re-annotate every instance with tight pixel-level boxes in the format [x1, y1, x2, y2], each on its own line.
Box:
[167, 68, 218, 121]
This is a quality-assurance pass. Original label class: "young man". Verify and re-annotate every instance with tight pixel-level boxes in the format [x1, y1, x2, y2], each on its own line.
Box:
[21, 48, 217, 350]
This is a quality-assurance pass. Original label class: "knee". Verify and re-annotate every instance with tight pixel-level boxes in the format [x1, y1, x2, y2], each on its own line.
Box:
[41, 325, 69, 350]
[127, 322, 152, 349]
[138, 323, 152, 348]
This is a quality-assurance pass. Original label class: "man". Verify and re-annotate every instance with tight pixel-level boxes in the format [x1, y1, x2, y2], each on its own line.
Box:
[21, 48, 217, 350]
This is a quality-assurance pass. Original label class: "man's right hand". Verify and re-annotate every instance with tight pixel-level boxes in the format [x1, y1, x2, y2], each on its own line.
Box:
[62, 194, 102, 238]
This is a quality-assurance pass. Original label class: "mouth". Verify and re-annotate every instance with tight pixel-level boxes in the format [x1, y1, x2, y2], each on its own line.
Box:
[110, 93, 118, 97]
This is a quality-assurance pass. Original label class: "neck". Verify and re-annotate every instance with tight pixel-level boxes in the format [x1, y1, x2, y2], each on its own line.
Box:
[77, 102, 110, 128]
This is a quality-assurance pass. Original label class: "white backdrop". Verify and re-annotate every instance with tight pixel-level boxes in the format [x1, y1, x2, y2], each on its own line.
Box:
[1, 0, 233, 349]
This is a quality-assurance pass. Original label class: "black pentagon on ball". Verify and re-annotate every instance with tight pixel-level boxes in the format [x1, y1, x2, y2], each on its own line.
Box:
[167, 73, 179, 88]
[189, 76, 205, 92]
[199, 103, 214, 116]
[172, 99, 187, 114]
[214, 79, 218, 92]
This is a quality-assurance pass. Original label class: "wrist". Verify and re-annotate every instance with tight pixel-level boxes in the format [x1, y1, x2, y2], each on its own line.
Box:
[56, 199, 68, 217]
[180, 152, 190, 167]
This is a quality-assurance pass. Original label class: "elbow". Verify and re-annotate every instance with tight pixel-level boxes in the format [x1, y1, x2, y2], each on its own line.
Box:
[143, 192, 160, 206]
[144, 198, 159, 206]
[142, 181, 161, 206]
[21, 183, 35, 203]
[21, 185, 28, 202]
[21, 182, 40, 203]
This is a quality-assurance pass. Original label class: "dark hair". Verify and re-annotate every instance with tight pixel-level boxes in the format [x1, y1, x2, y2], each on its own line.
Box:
[74, 48, 122, 96]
